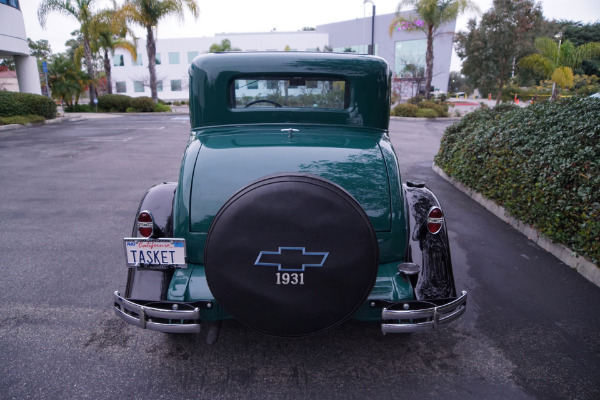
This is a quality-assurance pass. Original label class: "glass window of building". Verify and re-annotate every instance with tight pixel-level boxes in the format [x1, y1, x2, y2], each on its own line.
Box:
[157, 80, 163, 92]
[134, 81, 144, 93]
[394, 39, 426, 77]
[168, 52, 180, 64]
[115, 81, 126, 93]
[187, 51, 199, 63]
[155, 53, 161, 65]
[170, 79, 182, 91]
[113, 54, 124, 67]
[132, 54, 142, 66]
[2, 0, 20, 10]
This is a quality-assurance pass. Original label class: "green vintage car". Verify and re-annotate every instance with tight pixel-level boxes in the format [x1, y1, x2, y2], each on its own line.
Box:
[113, 52, 466, 342]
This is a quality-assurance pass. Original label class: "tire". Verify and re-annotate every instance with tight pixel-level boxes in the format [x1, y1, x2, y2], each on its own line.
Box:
[204, 174, 379, 337]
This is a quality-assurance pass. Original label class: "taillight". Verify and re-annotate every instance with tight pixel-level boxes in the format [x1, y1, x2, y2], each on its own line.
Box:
[427, 207, 444, 234]
[138, 211, 153, 238]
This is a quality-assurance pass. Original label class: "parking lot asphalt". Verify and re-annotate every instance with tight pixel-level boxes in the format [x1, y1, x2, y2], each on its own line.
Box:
[0, 115, 598, 400]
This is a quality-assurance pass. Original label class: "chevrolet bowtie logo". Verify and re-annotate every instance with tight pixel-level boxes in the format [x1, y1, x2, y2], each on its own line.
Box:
[254, 247, 329, 272]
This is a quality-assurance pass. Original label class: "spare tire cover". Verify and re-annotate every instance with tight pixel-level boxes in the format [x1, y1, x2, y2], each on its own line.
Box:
[204, 173, 379, 337]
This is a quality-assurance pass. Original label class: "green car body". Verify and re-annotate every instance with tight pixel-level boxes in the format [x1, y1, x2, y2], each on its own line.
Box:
[114, 52, 466, 339]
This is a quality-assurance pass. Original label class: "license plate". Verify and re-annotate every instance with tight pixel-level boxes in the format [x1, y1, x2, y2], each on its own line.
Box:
[123, 238, 186, 268]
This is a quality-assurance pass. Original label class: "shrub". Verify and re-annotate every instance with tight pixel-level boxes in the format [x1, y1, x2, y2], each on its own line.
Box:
[501, 85, 537, 102]
[419, 101, 448, 117]
[97, 94, 132, 112]
[65, 104, 93, 112]
[493, 103, 520, 113]
[130, 96, 156, 112]
[0, 91, 56, 119]
[154, 103, 172, 112]
[416, 108, 438, 118]
[407, 95, 425, 105]
[0, 115, 46, 125]
[391, 103, 419, 117]
[435, 97, 600, 264]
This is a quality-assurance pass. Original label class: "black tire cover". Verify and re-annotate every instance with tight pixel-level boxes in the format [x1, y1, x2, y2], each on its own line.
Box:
[204, 173, 379, 336]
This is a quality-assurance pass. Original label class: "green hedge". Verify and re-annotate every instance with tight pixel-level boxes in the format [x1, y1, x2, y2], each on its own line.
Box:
[0, 91, 56, 119]
[97, 94, 171, 112]
[65, 104, 93, 112]
[392, 103, 418, 117]
[0, 115, 46, 125]
[97, 94, 132, 112]
[416, 108, 438, 118]
[435, 98, 600, 264]
[130, 96, 156, 112]
[391, 100, 449, 118]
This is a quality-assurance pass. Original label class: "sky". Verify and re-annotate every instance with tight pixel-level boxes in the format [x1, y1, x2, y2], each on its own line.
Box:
[18, 0, 600, 71]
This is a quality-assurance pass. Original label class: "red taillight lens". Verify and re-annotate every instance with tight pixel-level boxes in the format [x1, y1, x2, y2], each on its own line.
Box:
[138, 211, 153, 238]
[427, 207, 443, 234]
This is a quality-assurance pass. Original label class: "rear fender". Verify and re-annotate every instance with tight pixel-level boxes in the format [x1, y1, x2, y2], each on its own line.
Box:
[403, 181, 457, 300]
[125, 182, 178, 300]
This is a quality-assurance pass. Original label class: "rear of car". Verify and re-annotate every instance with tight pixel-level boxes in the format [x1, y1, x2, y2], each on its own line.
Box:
[113, 52, 466, 340]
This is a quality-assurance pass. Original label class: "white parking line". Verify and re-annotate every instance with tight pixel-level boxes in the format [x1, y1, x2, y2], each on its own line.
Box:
[89, 137, 134, 142]
[75, 127, 165, 130]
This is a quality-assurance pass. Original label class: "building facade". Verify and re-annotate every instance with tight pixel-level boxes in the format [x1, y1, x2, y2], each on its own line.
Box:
[318, 11, 455, 99]
[0, 0, 42, 94]
[111, 11, 454, 101]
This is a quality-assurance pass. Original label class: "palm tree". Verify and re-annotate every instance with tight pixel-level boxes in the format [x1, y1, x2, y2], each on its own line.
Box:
[119, 0, 199, 102]
[208, 39, 241, 53]
[47, 53, 93, 108]
[38, 0, 98, 104]
[519, 36, 600, 100]
[389, 0, 477, 100]
[90, 9, 138, 94]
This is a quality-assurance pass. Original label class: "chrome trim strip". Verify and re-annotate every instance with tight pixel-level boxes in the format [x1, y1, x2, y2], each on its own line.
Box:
[381, 291, 467, 334]
[113, 291, 201, 334]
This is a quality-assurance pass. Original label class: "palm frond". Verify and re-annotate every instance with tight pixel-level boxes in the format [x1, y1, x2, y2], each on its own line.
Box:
[518, 53, 554, 77]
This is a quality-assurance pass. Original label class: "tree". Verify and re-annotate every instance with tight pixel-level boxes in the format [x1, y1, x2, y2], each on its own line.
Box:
[447, 71, 470, 93]
[27, 39, 52, 60]
[208, 39, 241, 53]
[28, 38, 53, 96]
[47, 53, 93, 107]
[119, 0, 199, 102]
[543, 20, 600, 78]
[455, 0, 543, 104]
[88, 8, 137, 94]
[389, 0, 477, 100]
[519, 37, 600, 99]
[38, 0, 98, 104]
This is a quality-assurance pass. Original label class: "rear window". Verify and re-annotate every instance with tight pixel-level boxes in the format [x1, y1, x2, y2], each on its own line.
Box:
[231, 77, 349, 109]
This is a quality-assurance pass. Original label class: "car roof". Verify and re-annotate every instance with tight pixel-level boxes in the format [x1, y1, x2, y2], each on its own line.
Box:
[188, 52, 391, 130]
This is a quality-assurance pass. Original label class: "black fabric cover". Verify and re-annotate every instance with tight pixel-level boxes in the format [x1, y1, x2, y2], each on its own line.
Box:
[204, 174, 379, 336]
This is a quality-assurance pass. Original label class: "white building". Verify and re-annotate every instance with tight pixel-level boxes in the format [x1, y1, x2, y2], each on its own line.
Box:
[0, 0, 42, 94]
[111, 32, 329, 101]
[111, 12, 455, 101]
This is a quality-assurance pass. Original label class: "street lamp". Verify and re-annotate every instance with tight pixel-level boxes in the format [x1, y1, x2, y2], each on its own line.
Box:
[363, 0, 376, 55]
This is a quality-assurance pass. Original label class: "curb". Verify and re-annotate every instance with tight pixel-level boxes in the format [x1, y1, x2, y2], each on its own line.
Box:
[432, 163, 600, 288]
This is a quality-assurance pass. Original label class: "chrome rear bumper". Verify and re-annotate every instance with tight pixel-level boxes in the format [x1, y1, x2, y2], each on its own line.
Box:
[381, 291, 467, 333]
[113, 291, 201, 334]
